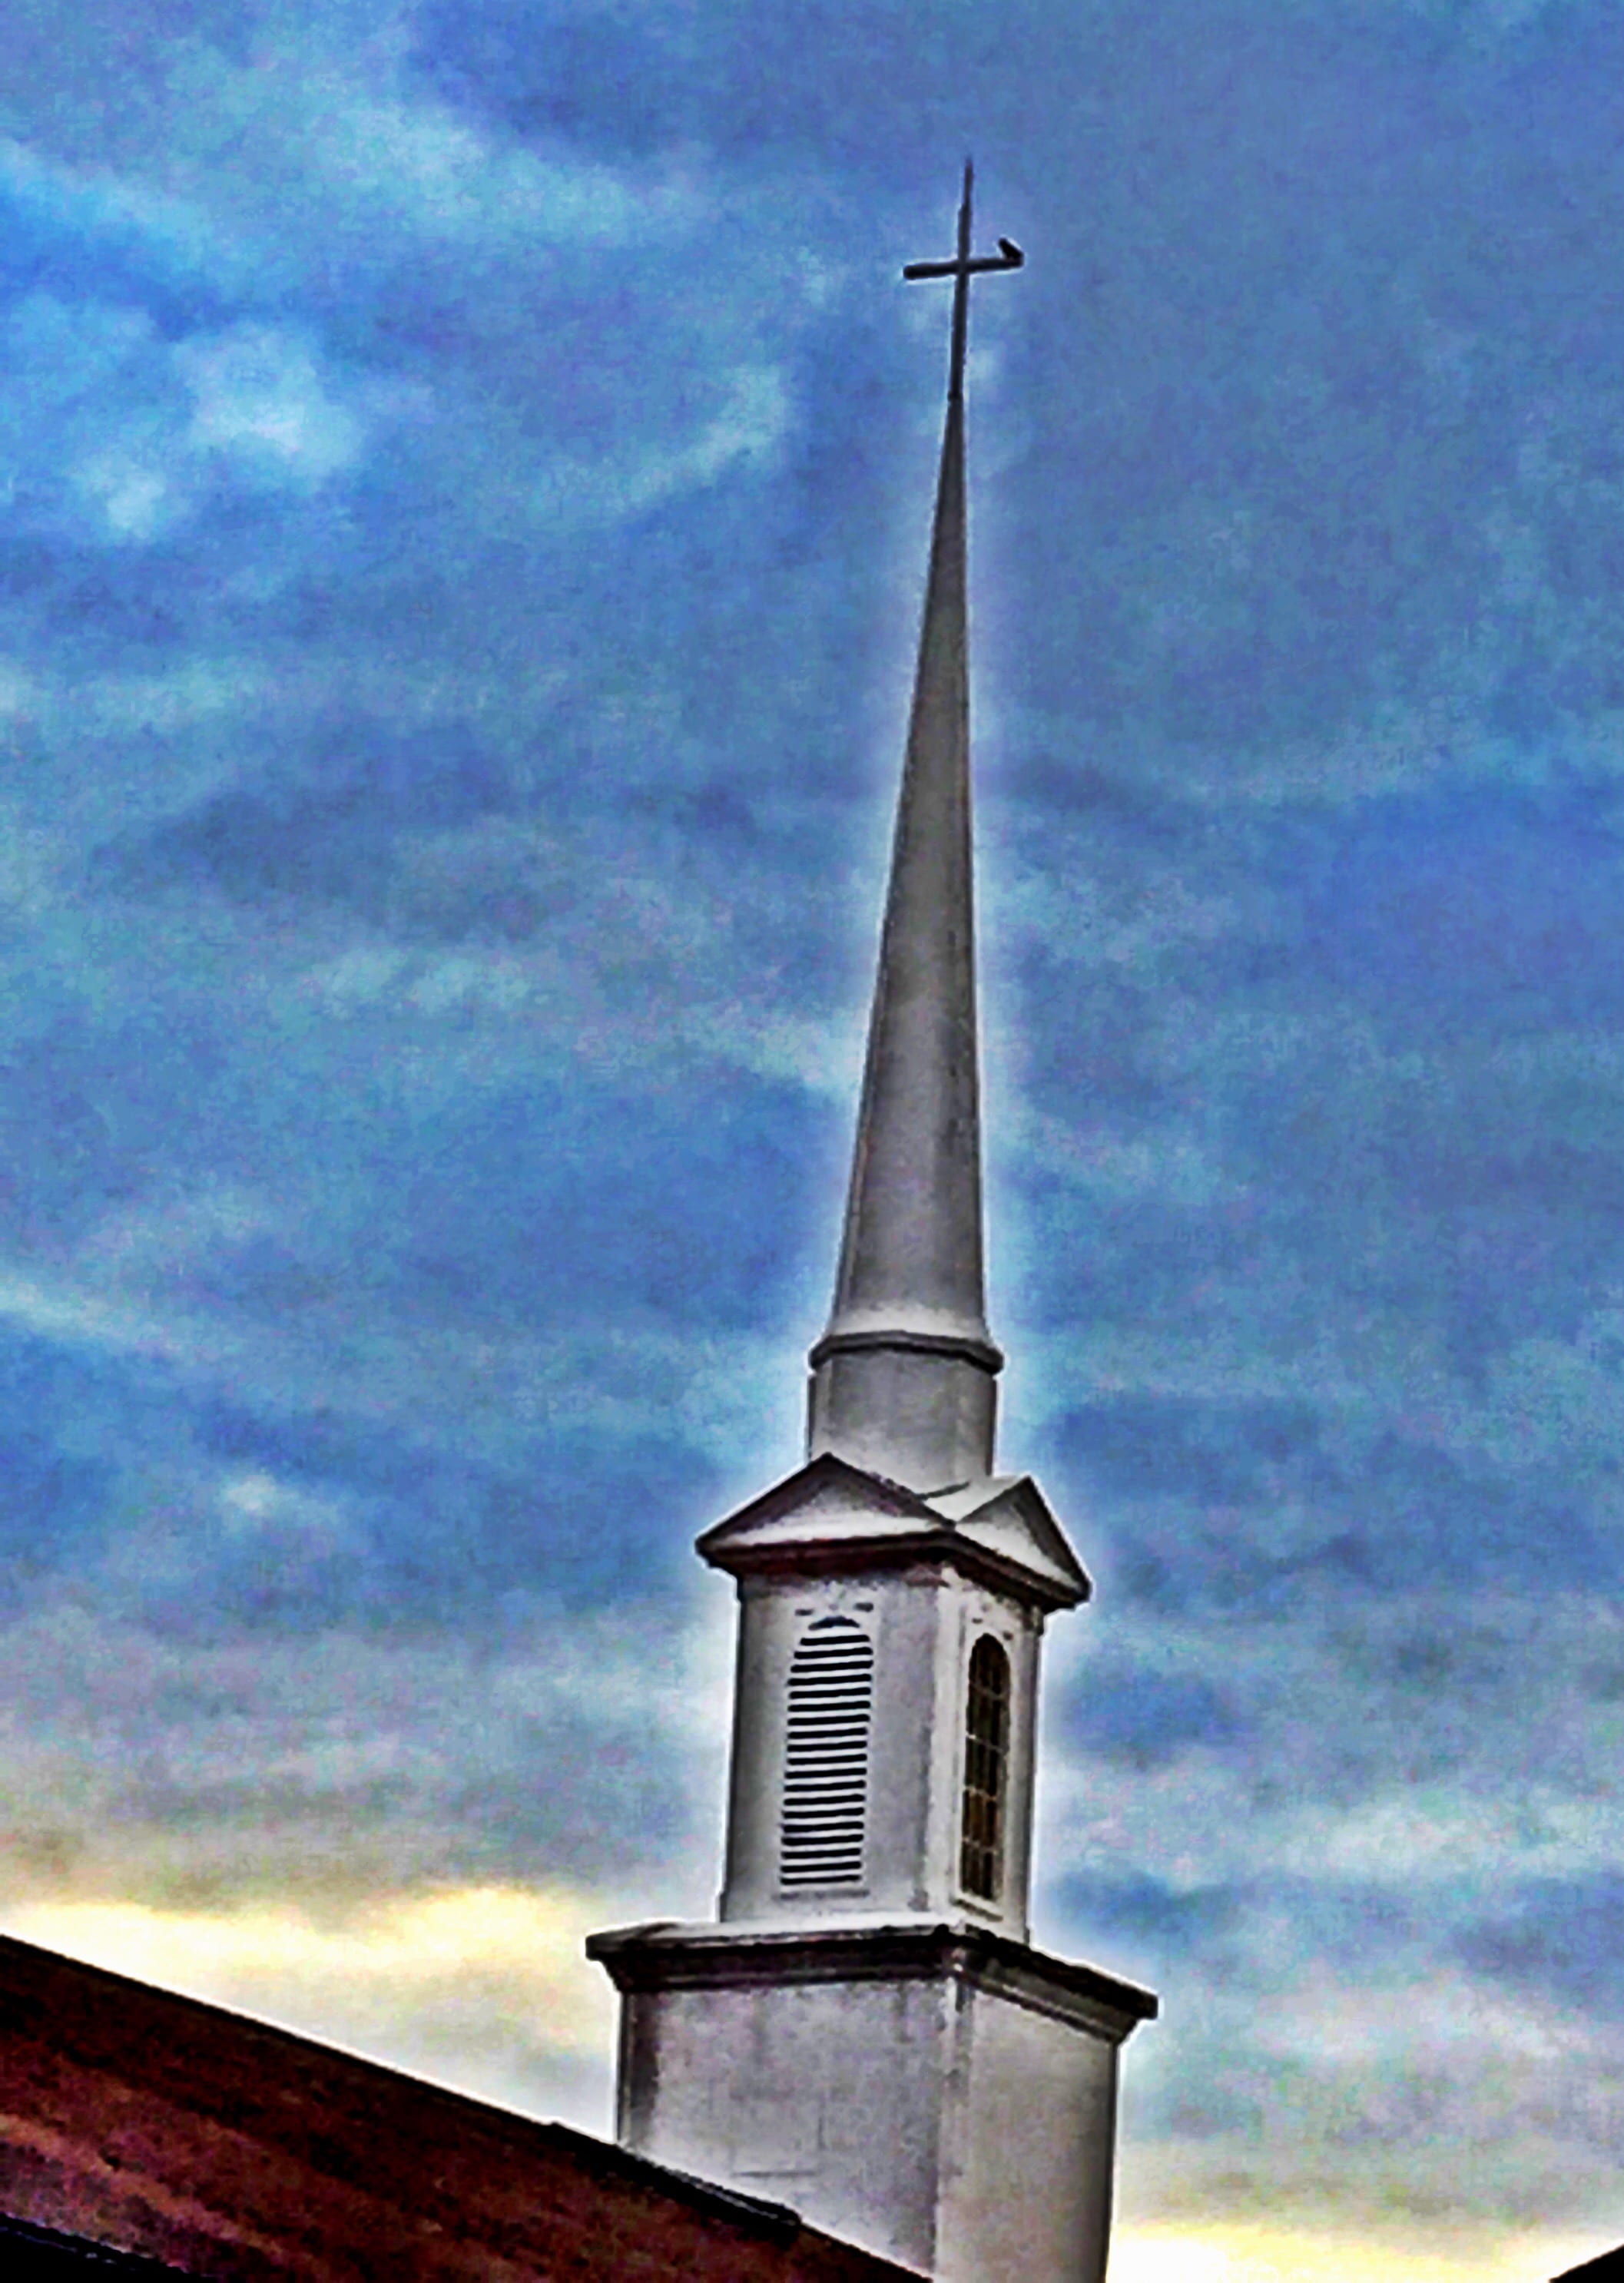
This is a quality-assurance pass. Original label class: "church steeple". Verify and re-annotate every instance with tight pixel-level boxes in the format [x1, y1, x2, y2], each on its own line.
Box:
[588, 174, 1155, 2283]
[808, 161, 1018, 1493]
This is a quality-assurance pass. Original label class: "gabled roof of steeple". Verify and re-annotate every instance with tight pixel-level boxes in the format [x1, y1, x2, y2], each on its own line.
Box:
[697, 1448, 1090, 1612]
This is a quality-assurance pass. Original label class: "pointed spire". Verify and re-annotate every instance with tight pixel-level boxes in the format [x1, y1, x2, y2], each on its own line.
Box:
[807, 165, 1022, 1493]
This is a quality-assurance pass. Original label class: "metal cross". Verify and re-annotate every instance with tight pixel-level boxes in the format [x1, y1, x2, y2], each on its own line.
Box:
[903, 161, 1023, 403]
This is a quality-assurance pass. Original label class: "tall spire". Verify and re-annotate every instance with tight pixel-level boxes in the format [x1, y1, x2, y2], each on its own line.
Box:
[591, 184, 1156, 2283]
[807, 163, 1022, 1492]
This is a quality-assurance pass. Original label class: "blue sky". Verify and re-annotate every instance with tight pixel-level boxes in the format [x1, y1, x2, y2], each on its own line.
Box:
[3, 2, 1624, 2275]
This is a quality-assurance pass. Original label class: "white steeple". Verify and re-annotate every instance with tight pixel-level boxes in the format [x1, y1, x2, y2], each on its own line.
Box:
[590, 168, 1155, 2283]
[808, 161, 999, 1492]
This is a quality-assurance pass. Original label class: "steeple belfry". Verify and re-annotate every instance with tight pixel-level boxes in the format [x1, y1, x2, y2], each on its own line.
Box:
[809, 161, 1016, 1493]
[589, 172, 1155, 2283]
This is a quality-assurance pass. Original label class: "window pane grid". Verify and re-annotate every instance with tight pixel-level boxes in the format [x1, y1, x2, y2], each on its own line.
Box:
[959, 1636, 1011, 1901]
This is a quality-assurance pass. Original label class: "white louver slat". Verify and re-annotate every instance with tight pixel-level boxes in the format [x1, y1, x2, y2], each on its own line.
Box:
[779, 1616, 874, 1888]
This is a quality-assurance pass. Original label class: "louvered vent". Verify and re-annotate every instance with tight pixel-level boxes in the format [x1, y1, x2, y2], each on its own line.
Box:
[779, 1615, 873, 1889]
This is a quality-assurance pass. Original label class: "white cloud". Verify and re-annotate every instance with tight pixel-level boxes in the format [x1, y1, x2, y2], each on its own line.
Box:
[989, 829, 1243, 971]
[0, 1269, 198, 1367]
[1271, 1790, 1624, 1887]
[304, 943, 416, 1012]
[1009, 1105, 1231, 1204]
[290, 823, 852, 1108]
[404, 946, 536, 1014]
[680, 1001, 864, 1100]
[298, 84, 691, 248]
[177, 322, 366, 488]
[77, 660, 270, 738]
[217, 1468, 360, 1559]
[71, 452, 176, 541]
[1258, 1967, 1599, 2073]
[147, 28, 698, 262]
[532, 363, 793, 529]
[2, 295, 376, 545]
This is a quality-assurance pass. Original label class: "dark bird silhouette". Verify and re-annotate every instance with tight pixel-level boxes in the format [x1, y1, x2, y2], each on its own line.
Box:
[998, 237, 1024, 263]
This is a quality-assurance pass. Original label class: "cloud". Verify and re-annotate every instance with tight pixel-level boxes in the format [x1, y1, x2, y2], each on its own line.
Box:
[176, 321, 366, 486]
[1456, 1876, 1624, 2020]
[1038, 1589, 1624, 1943]
[1109, 1943, 1624, 2235]
[0, 1304, 735, 1626]
[287, 77, 697, 252]
[0, 1272, 189, 1372]
[139, 19, 703, 264]
[0, 132, 254, 326]
[1269, 1795, 1624, 1887]
[529, 361, 792, 532]
[0, 1588, 734, 1900]
[0, 1884, 619, 2125]
[0, 296, 376, 545]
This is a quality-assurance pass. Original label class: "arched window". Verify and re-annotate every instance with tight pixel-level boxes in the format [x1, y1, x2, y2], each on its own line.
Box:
[779, 1615, 873, 1889]
[959, 1634, 1011, 1902]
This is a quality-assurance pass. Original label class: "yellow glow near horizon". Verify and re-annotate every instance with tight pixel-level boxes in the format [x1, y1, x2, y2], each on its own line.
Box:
[1112, 2221, 1614, 2283]
[1, 1883, 616, 2061]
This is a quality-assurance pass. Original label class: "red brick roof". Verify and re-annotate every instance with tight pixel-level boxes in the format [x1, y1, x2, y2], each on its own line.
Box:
[0, 1933, 919, 2279]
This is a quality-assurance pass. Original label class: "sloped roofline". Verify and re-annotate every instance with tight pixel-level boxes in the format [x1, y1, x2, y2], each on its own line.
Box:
[697, 1450, 1089, 1612]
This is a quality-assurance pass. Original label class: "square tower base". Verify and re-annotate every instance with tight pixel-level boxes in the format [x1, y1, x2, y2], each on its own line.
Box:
[588, 1920, 1157, 2283]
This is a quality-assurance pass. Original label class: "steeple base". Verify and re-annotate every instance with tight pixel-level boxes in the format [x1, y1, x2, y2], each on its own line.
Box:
[807, 1337, 999, 1491]
[588, 1918, 1156, 2283]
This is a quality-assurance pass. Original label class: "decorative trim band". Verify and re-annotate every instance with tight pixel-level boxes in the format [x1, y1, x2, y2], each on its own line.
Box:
[587, 1919, 1159, 2043]
[807, 1327, 1005, 1373]
[699, 1529, 1088, 1612]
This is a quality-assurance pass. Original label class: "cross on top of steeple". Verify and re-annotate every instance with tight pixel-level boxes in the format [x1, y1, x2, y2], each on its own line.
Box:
[902, 160, 1024, 404]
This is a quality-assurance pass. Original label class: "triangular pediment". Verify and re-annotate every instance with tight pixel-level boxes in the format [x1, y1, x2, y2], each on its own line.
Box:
[697, 1452, 939, 1559]
[698, 1453, 1089, 1611]
[924, 1473, 1091, 1605]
